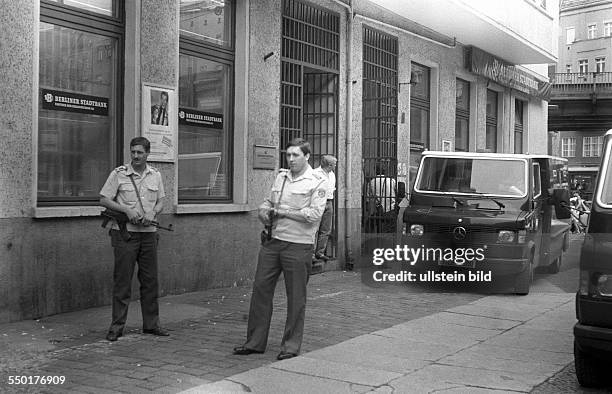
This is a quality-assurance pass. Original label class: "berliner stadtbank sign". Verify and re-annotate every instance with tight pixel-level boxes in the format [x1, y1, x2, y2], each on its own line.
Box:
[465, 46, 552, 101]
[41, 89, 109, 116]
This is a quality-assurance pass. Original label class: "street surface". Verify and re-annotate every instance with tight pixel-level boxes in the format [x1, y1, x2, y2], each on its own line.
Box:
[0, 234, 609, 393]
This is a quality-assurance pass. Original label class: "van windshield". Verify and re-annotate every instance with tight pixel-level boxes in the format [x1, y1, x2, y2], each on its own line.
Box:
[415, 156, 527, 197]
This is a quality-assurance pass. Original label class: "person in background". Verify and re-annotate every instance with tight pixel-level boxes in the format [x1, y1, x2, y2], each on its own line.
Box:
[313, 155, 337, 261]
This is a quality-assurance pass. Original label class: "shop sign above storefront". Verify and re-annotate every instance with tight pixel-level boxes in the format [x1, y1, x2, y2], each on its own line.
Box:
[41, 89, 109, 116]
[178, 108, 223, 129]
[465, 47, 551, 101]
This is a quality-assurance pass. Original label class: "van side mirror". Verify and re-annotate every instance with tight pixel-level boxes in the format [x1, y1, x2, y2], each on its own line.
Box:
[397, 181, 406, 201]
[550, 188, 571, 219]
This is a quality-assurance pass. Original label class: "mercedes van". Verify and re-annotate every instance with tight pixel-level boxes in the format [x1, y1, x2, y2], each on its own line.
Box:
[401, 151, 571, 295]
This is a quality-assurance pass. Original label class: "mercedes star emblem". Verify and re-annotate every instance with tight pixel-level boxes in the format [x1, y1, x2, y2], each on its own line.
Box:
[453, 226, 467, 240]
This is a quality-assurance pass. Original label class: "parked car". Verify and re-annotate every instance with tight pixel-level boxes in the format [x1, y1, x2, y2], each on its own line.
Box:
[574, 129, 612, 387]
[401, 151, 571, 294]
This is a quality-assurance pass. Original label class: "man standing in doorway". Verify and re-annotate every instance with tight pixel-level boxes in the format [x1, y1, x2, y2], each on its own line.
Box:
[313, 155, 337, 261]
[233, 138, 327, 360]
[100, 137, 169, 341]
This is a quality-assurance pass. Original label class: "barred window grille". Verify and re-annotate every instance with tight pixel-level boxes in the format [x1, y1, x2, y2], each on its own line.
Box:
[362, 26, 398, 235]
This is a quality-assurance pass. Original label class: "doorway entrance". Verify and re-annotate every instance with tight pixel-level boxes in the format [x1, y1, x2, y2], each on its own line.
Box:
[280, 0, 340, 258]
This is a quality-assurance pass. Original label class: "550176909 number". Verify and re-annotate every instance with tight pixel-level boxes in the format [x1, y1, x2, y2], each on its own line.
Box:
[8, 376, 66, 385]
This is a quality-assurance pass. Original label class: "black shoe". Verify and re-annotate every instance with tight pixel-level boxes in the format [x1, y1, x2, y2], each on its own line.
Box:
[106, 331, 122, 341]
[277, 351, 298, 360]
[143, 327, 170, 336]
[233, 346, 264, 355]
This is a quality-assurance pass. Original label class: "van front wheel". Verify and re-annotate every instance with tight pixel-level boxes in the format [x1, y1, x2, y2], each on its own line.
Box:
[514, 259, 533, 295]
[575, 341, 607, 387]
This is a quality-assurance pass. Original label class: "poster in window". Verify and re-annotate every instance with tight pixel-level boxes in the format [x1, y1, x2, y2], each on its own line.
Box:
[142, 84, 176, 162]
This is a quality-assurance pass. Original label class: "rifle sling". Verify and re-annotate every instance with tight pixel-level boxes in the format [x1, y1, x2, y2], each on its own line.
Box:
[129, 174, 147, 215]
[268, 176, 288, 239]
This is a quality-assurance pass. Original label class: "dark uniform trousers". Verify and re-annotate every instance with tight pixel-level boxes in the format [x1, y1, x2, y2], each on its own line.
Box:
[109, 230, 160, 334]
[315, 200, 333, 256]
[244, 239, 312, 354]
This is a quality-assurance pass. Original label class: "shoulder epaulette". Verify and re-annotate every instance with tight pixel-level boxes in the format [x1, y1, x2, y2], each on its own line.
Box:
[148, 165, 159, 173]
[114, 165, 127, 172]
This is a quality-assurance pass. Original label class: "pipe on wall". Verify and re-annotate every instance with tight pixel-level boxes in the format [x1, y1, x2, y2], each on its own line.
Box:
[331, 0, 355, 267]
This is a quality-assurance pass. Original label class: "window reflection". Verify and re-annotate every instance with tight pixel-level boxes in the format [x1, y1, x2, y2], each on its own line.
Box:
[179, 0, 233, 48]
[46, 0, 114, 16]
[178, 54, 231, 200]
[38, 22, 117, 201]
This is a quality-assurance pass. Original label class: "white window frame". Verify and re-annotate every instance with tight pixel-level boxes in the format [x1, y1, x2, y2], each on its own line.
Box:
[566, 27, 575, 44]
[579, 59, 588, 74]
[587, 23, 597, 39]
[605, 21, 612, 37]
[566, 64, 572, 73]
[583, 136, 603, 157]
[562, 137, 576, 157]
[596, 57, 606, 73]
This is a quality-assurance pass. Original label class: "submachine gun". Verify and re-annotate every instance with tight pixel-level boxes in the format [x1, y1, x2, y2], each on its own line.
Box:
[101, 209, 174, 241]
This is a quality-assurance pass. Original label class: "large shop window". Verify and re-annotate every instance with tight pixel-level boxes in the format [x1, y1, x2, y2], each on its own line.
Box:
[410, 63, 430, 152]
[455, 78, 470, 152]
[178, 1, 234, 202]
[38, 1, 123, 205]
[485, 89, 498, 153]
[514, 99, 524, 154]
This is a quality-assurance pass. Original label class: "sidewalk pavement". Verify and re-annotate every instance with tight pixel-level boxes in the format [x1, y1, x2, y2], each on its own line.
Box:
[183, 292, 576, 394]
[0, 267, 580, 394]
[0, 270, 483, 393]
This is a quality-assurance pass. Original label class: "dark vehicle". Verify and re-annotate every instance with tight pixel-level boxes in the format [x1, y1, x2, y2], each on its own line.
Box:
[574, 129, 612, 387]
[402, 151, 571, 294]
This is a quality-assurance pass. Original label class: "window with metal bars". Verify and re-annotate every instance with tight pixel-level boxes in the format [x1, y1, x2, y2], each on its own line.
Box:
[279, 0, 339, 257]
[410, 63, 430, 150]
[455, 78, 470, 152]
[514, 99, 524, 154]
[362, 26, 398, 234]
[486, 89, 498, 152]
[279, 0, 339, 166]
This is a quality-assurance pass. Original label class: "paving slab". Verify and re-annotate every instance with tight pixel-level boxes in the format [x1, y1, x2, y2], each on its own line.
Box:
[335, 334, 466, 361]
[483, 325, 574, 353]
[446, 302, 550, 322]
[414, 311, 520, 331]
[192, 367, 375, 394]
[302, 344, 428, 373]
[372, 319, 502, 347]
[391, 363, 545, 393]
[270, 356, 402, 386]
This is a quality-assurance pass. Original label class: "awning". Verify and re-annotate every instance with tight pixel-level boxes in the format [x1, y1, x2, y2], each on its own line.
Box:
[368, 0, 556, 64]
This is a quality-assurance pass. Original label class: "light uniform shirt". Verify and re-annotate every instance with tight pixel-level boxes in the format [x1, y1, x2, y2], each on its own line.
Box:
[368, 175, 397, 212]
[261, 165, 327, 244]
[100, 164, 165, 233]
[314, 166, 336, 200]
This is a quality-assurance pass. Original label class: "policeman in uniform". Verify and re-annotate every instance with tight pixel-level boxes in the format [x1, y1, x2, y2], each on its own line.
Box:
[100, 137, 169, 341]
[313, 155, 337, 261]
[233, 138, 327, 360]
